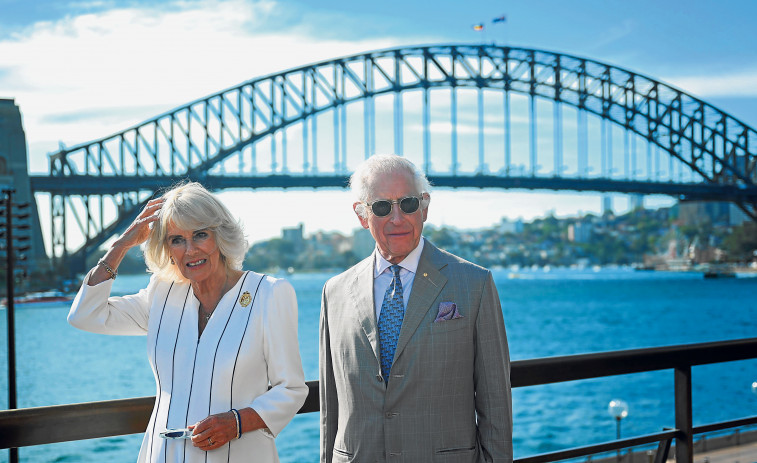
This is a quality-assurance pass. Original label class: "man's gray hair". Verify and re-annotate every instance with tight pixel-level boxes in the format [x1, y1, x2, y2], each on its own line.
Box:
[350, 154, 431, 218]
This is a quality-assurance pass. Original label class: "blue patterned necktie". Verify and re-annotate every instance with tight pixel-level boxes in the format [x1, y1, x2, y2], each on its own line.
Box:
[378, 265, 405, 384]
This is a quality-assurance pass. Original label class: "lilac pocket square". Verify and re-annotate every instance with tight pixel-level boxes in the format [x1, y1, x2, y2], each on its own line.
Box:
[434, 302, 463, 322]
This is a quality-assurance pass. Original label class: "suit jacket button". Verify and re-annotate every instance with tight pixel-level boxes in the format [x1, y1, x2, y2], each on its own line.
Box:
[376, 375, 383, 382]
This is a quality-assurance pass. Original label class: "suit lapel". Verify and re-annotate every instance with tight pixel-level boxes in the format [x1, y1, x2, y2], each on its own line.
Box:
[394, 241, 448, 361]
[349, 253, 382, 363]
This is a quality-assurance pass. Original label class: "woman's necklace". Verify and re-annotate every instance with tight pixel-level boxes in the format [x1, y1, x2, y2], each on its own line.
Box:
[199, 273, 229, 324]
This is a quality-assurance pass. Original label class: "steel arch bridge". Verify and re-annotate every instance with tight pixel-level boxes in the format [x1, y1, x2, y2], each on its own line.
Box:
[28, 43, 757, 271]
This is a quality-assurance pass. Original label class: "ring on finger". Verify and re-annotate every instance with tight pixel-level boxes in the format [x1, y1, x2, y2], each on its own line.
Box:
[208, 438, 214, 445]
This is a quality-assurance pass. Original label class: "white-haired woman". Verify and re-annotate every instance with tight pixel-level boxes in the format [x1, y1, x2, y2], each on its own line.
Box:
[68, 182, 307, 463]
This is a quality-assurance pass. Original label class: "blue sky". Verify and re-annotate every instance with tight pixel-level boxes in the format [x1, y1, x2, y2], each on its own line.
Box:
[2, 0, 756, 245]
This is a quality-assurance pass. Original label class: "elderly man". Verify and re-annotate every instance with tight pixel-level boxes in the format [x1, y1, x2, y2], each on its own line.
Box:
[320, 154, 512, 462]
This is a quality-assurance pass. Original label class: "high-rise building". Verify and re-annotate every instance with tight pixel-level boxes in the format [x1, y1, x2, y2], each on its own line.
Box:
[282, 223, 305, 250]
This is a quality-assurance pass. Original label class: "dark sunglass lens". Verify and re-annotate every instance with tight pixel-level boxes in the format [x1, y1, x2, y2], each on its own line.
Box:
[399, 197, 420, 214]
[371, 200, 392, 217]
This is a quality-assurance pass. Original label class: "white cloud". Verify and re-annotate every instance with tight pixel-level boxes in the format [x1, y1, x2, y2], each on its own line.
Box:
[664, 69, 757, 98]
[0, 0, 399, 166]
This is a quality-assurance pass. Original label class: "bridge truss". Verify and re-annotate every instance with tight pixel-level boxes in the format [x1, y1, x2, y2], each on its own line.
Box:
[29, 44, 757, 269]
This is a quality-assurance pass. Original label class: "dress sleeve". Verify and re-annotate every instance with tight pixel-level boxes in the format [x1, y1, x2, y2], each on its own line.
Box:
[249, 278, 308, 437]
[67, 269, 153, 336]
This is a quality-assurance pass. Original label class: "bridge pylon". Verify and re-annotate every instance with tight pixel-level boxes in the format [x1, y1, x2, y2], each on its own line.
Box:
[0, 99, 49, 278]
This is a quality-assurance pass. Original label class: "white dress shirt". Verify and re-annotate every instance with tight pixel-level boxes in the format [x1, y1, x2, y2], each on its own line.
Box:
[372, 237, 425, 320]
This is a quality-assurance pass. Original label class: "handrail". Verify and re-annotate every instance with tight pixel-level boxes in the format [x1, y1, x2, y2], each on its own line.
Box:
[509, 337, 757, 387]
[0, 396, 155, 448]
[514, 430, 680, 463]
[2, 338, 756, 461]
[693, 416, 757, 435]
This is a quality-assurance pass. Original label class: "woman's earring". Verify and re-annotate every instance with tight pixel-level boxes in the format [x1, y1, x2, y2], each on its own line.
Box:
[170, 257, 175, 265]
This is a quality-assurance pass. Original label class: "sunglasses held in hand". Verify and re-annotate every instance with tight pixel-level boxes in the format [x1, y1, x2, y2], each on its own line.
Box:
[367, 196, 424, 217]
[159, 428, 192, 439]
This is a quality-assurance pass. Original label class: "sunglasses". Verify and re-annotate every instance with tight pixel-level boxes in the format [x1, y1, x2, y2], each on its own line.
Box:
[366, 196, 423, 217]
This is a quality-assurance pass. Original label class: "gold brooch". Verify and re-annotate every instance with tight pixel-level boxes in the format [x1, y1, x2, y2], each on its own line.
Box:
[239, 291, 252, 307]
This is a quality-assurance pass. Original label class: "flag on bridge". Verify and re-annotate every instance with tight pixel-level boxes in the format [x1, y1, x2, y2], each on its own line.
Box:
[473, 23, 484, 31]
[492, 15, 506, 23]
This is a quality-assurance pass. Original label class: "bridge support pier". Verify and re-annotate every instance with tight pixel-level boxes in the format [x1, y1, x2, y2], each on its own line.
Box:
[0, 99, 49, 275]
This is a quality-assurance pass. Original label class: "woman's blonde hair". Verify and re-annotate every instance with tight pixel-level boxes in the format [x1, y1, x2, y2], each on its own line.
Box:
[143, 182, 247, 282]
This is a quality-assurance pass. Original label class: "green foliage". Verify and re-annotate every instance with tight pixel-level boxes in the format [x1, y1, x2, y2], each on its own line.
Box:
[425, 226, 457, 248]
[722, 222, 757, 261]
[245, 236, 360, 272]
[241, 206, 753, 273]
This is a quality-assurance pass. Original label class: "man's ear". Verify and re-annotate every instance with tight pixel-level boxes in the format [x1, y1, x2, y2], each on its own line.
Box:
[421, 193, 430, 208]
[353, 202, 370, 229]
[421, 194, 430, 222]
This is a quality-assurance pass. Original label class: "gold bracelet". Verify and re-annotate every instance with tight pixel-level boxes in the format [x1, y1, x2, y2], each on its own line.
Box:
[97, 259, 117, 280]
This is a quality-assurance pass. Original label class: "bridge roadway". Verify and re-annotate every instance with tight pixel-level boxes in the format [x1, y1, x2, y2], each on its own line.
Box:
[28, 174, 757, 202]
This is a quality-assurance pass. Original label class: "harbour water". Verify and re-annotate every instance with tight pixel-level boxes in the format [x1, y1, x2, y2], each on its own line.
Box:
[0, 267, 755, 462]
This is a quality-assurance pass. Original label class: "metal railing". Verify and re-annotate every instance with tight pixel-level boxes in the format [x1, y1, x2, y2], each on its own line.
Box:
[1, 338, 756, 463]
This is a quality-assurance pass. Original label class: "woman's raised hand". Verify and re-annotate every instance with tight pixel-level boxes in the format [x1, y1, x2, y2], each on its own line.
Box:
[87, 198, 165, 286]
[113, 198, 165, 251]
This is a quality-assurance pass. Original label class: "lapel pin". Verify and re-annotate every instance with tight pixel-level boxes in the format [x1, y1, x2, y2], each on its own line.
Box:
[423, 272, 428, 277]
[240, 291, 252, 307]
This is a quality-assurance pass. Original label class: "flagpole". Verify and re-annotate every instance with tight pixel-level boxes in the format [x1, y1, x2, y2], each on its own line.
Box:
[472, 23, 486, 44]
[492, 14, 507, 46]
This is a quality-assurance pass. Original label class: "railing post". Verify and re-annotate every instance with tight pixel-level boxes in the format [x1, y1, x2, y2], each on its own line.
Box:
[674, 366, 693, 463]
[2, 190, 19, 463]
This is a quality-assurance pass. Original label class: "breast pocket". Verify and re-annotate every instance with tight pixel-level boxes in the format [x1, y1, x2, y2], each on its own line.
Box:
[427, 312, 473, 376]
[431, 317, 468, 333]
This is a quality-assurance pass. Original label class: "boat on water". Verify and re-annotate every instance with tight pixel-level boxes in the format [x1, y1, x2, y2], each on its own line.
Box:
[703, 270, 736, 279]
[0, 290, 74, 308]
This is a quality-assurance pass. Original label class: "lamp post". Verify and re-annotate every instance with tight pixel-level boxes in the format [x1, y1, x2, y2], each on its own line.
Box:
[608, 399, 629, 462]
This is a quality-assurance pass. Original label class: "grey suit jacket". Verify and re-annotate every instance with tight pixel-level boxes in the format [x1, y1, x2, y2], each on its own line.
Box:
[320, 240, 512, 463]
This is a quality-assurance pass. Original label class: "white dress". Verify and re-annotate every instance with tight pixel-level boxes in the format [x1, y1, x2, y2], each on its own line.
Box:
[68, 270, 308, 463]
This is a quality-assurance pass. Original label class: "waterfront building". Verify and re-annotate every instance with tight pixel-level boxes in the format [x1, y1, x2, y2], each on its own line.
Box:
[282, 222, 305, 251]
[678, 201, 750, 227]
[568, 221, 592, 243]
[499, 217, 524, 234]
[351, 227, 375, 258]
